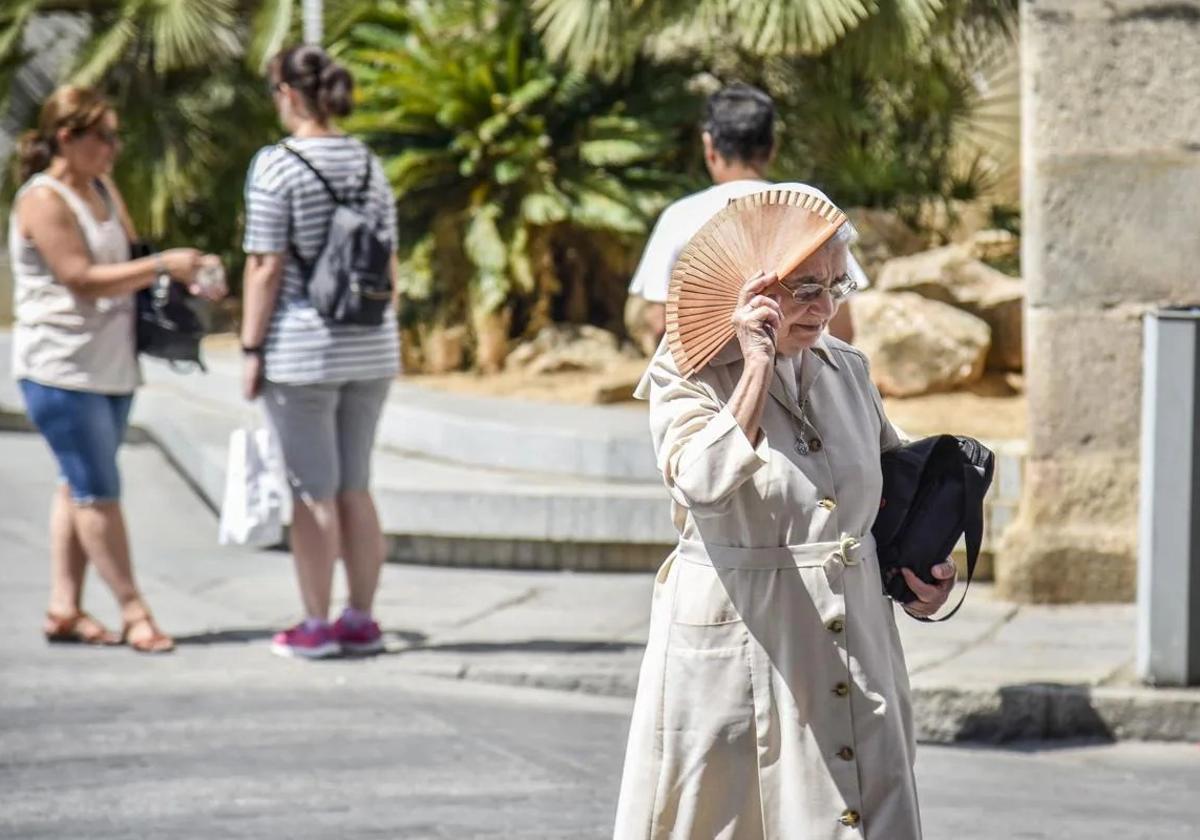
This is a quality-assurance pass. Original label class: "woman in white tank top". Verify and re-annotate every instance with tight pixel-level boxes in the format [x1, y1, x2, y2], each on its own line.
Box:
[10, 86, 225, 653]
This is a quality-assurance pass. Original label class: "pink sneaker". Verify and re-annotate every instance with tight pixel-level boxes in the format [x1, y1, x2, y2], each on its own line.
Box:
[332, 612, 384, 655]
[271, 621, 340, 659]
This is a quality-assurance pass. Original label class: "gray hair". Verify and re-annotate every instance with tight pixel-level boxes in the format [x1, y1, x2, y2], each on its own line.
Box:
[819, 220, 856, 255]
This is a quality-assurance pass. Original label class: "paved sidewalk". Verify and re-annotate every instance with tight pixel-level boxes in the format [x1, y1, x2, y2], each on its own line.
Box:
[1, 426, 1196, 744]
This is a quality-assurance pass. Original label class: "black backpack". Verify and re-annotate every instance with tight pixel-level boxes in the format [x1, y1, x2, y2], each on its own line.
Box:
[281, 143, 393, 326]
[871, 435, 994, 621]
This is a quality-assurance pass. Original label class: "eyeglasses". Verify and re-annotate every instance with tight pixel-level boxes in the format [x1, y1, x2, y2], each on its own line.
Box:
[777, 272, 857, 303]
[84, 126, 120, 146]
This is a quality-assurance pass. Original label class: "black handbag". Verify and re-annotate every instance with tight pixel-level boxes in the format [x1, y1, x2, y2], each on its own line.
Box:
[871, 435, 994, 622]
[130, 241, 207, 371]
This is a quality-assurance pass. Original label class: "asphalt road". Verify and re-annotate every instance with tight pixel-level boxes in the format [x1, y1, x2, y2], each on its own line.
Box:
[2, 430, 1198, 840]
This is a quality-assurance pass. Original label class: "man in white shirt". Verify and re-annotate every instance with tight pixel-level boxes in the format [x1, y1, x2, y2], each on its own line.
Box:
[626, 84, 865, 350]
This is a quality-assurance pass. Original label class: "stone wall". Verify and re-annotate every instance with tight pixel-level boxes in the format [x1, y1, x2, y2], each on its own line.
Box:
[999, 0, 1200, 602]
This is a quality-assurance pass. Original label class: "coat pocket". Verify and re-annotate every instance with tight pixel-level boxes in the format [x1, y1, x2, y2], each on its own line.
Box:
[654, 622, 762, 840]
[670, 561, 743, 629]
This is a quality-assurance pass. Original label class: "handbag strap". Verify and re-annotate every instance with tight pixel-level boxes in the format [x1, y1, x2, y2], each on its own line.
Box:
[910, 448, 993, 624]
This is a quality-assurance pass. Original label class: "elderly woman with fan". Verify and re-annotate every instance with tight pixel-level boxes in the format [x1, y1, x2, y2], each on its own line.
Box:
[613, 184, 956, 840]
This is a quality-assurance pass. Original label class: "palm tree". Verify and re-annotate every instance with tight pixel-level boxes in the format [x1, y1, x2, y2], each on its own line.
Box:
[531, 0, 952, 75]
[588, 0, 1021, 226]
[338, 0, 702, 371]
[0, 2, 291, 277]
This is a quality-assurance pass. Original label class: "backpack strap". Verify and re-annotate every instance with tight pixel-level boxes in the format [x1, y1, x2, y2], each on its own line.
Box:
[910, 449, 993, 623]
[279, 142, 345, 277]
[279, 143, 378, 275]
[280, 142, 345, 204]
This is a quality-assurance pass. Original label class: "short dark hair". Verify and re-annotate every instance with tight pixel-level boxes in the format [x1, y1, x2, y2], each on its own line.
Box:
[703, 83, 775, 164]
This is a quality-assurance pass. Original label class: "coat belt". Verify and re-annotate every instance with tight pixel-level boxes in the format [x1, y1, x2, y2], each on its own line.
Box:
[677, 533, 874, 580]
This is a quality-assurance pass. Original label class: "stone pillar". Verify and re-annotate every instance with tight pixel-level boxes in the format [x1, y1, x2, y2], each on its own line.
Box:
[998, 0, 1200, 602]
[0, 254, 11, 327]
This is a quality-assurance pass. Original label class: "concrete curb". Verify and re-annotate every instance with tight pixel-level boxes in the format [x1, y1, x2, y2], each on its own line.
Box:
[911, 682, 1200, 744]
[388, 651, 1200, 744]
[0, 332, 1026, 566]
[0, 333, 680, 566]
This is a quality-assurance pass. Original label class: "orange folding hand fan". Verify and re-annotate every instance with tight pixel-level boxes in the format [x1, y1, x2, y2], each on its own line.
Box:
[666, 188, 847, 378]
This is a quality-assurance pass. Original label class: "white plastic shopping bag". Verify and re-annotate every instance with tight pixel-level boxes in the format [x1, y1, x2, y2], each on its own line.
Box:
[218, 427, 291, 547]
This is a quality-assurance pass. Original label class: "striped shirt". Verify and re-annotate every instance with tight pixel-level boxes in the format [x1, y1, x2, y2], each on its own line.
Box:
[243, 135, 400, 384]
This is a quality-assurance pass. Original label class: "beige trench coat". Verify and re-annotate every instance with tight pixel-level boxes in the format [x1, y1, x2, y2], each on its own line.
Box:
[614, 336, 920, 840]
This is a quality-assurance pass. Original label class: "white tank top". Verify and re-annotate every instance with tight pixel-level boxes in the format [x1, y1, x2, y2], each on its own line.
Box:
[9, 174, 140, 393]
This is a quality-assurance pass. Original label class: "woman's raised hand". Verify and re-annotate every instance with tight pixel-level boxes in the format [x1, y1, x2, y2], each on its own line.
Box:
[732, 271, 783, 363]
[159, 248, 202, 282]
[158, 250, 227, 300]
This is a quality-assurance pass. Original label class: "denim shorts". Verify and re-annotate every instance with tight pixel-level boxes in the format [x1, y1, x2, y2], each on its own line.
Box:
[19, 379, 134, 504]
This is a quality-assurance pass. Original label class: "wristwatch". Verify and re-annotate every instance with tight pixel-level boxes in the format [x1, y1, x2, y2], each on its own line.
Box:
[154, 252, 169, 280]
[241, 344, 265, 356]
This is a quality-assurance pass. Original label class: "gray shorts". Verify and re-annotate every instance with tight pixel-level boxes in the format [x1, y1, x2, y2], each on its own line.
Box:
[260, 377, 391, 501]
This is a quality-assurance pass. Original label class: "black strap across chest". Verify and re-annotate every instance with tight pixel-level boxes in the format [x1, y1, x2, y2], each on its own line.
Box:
[279, 142, 373, 272]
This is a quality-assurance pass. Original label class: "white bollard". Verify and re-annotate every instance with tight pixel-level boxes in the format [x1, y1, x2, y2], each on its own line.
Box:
[1137, 307, 1200, 686]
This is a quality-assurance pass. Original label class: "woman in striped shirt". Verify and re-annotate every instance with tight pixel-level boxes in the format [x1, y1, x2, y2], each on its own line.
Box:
[240, 45, 399, 659]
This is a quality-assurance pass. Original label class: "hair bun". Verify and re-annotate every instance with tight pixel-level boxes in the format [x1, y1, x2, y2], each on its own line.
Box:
[16, 129, 54, 183]
[318, 62, 354, 119]
[299, 46, 327, 79]
[270, 45, 356, 121]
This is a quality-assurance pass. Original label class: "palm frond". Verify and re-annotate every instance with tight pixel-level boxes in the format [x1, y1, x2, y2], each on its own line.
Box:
[149, 0, 239, 73]
[735, 0, 871, 55]
[520, 189, 570, 225]
[0, 0, 39, 66]
[247, 0, 294, 72]
[530, 0, 636, 75]
[69, 10, 139, 86]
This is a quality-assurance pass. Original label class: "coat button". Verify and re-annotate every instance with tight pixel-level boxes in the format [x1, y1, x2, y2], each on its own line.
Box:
[809, 437, 823, 453]
[828, 619, 845, 633]
[833, 682, 850, 697]
[818, 498, 837, 511]
[839, 809, 861, 827]
[838, 746, 855, 761]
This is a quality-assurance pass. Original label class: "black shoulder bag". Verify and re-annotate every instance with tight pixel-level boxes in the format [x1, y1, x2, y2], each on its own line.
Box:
[871, 434, 995, 622]
[130, 240, 208, 371]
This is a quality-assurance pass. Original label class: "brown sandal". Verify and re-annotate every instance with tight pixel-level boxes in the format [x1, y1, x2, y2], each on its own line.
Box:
[121, 611, 175, 654]
[43, 611, 121, 646]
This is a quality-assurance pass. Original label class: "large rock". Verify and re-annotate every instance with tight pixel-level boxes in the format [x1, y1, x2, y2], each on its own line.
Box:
[877, 245, 1024, 372]
[845, 207, 928, 276]
[970, 229, 1019, 264]
[853, 291, 991, 398]
[876, 243, 972, 299]
[623, 294, 660, 357]
[506, 324, 637, 375]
